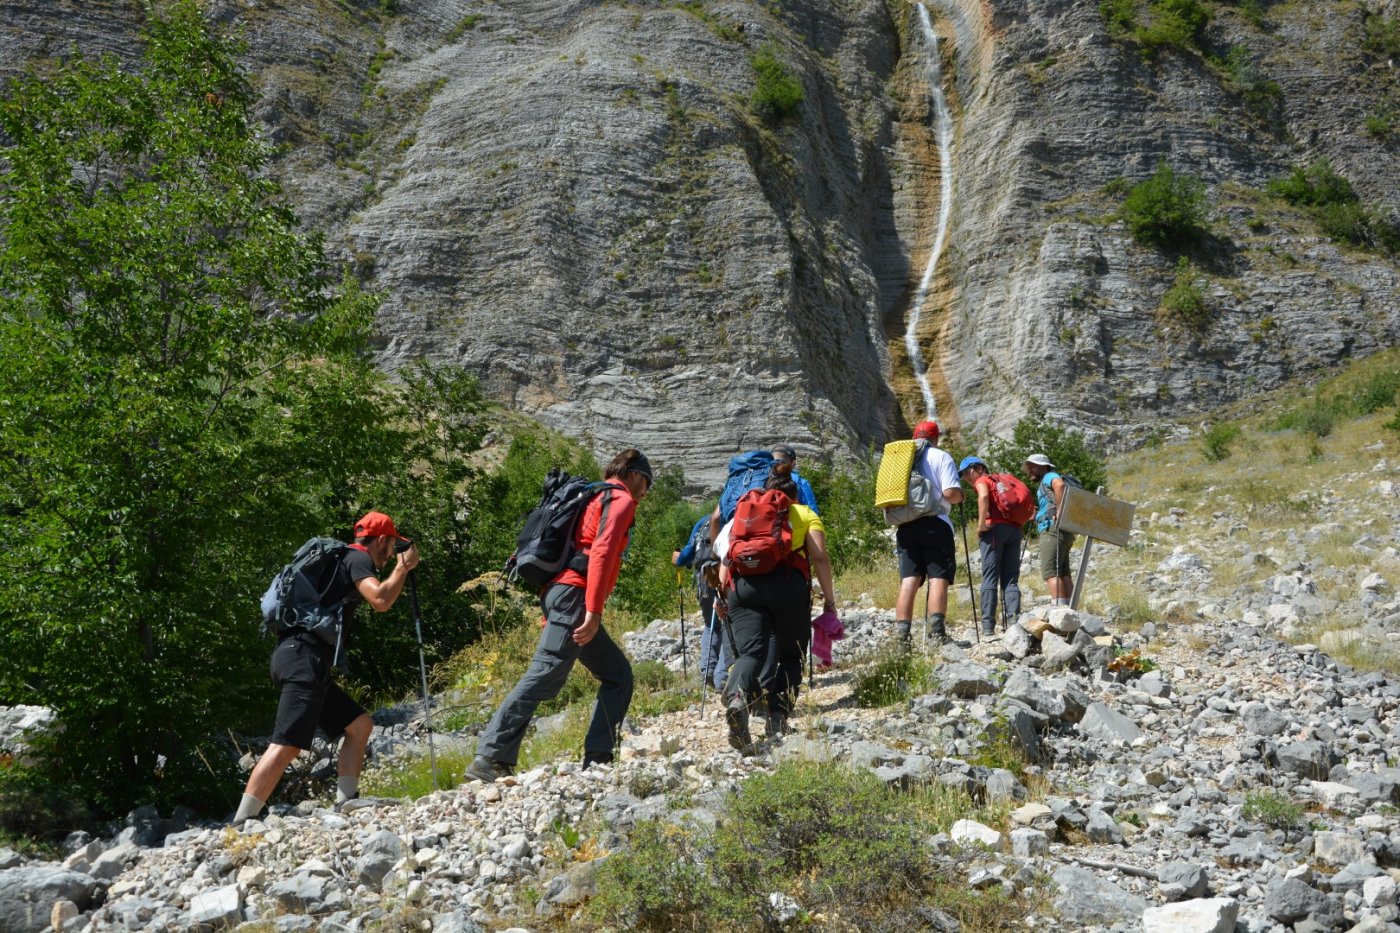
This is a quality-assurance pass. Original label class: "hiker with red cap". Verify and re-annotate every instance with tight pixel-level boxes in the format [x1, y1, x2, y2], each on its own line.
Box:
[234, 512, 420, 825]
[894, 420, 963, 647]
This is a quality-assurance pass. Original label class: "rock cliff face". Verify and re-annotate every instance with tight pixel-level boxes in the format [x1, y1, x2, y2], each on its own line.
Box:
[3, 0, 1398, 485]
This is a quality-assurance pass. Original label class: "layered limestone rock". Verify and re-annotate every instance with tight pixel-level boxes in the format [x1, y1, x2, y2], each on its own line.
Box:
[3, 0, 1397, 485]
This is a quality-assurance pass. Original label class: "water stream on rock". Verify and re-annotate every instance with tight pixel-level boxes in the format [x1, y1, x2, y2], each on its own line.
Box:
[905, 2, 955, 421]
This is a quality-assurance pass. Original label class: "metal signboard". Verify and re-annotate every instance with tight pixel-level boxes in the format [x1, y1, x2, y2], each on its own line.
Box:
[1057, 486, 1135, 548]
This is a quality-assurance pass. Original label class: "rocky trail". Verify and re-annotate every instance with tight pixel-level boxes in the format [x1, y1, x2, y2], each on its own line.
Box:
[2, 452, 1399, 933]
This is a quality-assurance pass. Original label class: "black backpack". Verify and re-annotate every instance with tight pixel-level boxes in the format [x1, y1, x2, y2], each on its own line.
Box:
[260, 537, 351, 647]
[505, 470, 610, 589]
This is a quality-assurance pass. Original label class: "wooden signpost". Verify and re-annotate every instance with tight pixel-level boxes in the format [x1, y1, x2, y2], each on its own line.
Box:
[1056, 485, 1136, 610]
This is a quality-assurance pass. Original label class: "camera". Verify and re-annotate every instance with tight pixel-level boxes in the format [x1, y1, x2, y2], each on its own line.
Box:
[395, 539, 414, 554]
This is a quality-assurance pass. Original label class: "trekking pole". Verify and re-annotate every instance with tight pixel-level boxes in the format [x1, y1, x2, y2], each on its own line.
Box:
[959, 504, 980, 644]
[407, 567, 439, 792]
[675, 569, 689, 680]
[700, 603, 716, 719]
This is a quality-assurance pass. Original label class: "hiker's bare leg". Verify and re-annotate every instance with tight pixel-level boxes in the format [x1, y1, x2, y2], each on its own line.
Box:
[925, 579, 950, 616]
[244, 743, 302, 803]
[895, 575, 925, 620]
[339, 713, 373, 778]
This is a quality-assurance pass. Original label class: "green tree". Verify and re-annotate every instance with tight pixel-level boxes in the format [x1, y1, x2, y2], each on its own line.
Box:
[1121, 159, 1209, 249]
[985, 400, 1108, 496]
[0, 3, 393, 814]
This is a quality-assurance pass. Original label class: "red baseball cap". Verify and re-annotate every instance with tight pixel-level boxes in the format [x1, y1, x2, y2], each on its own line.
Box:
[353, 511, 408, 541]
[913, 420, 940, 441]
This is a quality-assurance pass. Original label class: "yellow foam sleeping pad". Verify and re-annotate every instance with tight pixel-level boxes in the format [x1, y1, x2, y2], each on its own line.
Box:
[874, 439, 918, 508]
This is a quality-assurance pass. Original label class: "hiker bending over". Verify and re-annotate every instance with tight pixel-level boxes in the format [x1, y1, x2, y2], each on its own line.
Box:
[234, 512, 420, 825]
[1025, 453, 1075, 605]
[893, 421, 963, 647]
[467, 449, 652, 781]
[715, 473, 837, 750]
[958, 456, 1024, 636]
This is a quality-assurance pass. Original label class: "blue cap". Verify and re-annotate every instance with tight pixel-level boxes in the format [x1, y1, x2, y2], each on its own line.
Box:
[958, 455, 985, 474]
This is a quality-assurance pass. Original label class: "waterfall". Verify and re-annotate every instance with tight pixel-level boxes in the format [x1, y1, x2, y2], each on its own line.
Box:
[904, 2, 955, 421]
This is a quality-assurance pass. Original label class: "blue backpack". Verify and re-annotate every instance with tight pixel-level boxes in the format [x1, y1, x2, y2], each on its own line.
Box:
[718, 450, 775, 524]
[260, 537, 351, 646]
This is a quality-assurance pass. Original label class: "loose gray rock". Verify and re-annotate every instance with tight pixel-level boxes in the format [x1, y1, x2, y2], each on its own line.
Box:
[189, 884, 243, 928]
[1276, 739, 1339, 780]
[1158, 861, 1209, 901]
[1052, 866, 1148, 926]
[1078, 702, 1142, 745]
[1141, 897, 1239, 933]
[0, 868, 99, 933]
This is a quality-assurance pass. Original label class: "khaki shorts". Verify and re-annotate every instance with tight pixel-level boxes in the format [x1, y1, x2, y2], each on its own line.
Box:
[1038, 529, 1075, 579]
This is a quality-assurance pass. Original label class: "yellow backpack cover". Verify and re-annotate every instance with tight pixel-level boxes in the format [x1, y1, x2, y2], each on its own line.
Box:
[874, 440, 918, 508]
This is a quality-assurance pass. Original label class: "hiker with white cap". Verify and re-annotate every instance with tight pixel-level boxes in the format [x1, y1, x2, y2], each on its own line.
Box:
[1024, 453, 1075, 605]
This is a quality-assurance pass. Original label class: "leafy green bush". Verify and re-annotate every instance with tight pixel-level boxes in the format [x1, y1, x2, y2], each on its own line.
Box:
[614, 465, 707, 622]
[1362, 10, 1400, 59]
[1135, 0, 1211, 54]
[1242, 790, 1304, 830]
[1157, 256, 1212, 333]
[853, 649, 936, 707]
[1364, 111, 1394, 138]
[1100, 0, 1137, 34]
[1122, 160, 1209, 249]
[1357, 370, 1400, 414]
[985, 399, 1109, 495]
[592, 760, 959, 928]
[750, 44, 803, 122]
[801, 451, 888, 574]
[1200, 422, 1242, 462]
[1267, 161, 1400, 253]
[1272, 395, 1340, 438]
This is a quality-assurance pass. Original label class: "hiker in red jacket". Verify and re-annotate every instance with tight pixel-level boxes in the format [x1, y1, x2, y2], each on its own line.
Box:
[466, 449, 652, 781]
[958, 456, 1024, 636]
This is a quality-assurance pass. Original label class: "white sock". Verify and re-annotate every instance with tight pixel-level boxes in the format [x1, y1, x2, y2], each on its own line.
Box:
[233, 793, 264, 824]
[1055, 598, 1070, 605]
[336, 776, 359, 803]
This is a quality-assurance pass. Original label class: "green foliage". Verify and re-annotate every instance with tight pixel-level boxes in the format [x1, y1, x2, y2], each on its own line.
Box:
[444, 14, 481, 43]
[1242, 790, 1304, 830]
[1362, 10, 1400, 59]
[985, 399, 1109, 496]
[0, 3, 515, 821]
[0, 765, 92, 848]
[750, 44, 803, 123]
[1157, 256, 1212, 333]
[969, 712, 1030, 779]
[592, 760, 969, 929]
[674, 1, 743, 42]
[1267, 160, 1400, 253]
[1121, 160, 1209, 249]
[801, 451, 888, 574]
[1134, 0, 1211, 54]
[1100, 0, 1137, 34]
[0, 2, 398, 815]
[1200, 422, 1242, 462]
[853, 648, 936, 707]
[1270, 367, 1400, 439]
[1220, 45, 1282, 118]
[1364, 111, 1394, 139]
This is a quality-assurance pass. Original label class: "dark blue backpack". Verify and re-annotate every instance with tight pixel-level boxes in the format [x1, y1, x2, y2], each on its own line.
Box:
[718, 450, 775, 524]
[260, 537, 351, 646]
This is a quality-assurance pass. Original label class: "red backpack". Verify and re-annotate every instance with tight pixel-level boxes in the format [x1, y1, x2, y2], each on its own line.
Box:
[728, 489, 793, 576]
[988, 473, 1035, 526]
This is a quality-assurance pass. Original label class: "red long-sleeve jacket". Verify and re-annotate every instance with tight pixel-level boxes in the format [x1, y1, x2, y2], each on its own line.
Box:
[552, 481, 637, 613]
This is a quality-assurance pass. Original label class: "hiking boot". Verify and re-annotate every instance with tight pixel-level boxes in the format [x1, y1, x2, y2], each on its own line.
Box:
[980, 621, 997, 638]
[764, 711, 789, 739]
[895, 619, 913, 652]
[464, 756, 512, 783]
[581, 752, 614, 770]
[725, 695, 752, 753]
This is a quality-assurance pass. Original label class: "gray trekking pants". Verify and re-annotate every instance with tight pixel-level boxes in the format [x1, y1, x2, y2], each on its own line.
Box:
[978, 523, 1023, 628]
[476, 583, 633, 766]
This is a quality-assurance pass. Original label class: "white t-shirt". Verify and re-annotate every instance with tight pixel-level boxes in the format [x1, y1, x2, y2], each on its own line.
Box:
[915, 442, 960, 529]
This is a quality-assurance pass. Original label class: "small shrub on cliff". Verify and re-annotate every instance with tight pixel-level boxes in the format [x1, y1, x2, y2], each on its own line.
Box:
[1122, 160, 1209, 249]
[750, 43, 803, 122]
[1157, 256, 1212, 333]
[1267, 161, 1400, 253]
[1200, 422, 1241, 462]
[1362, 10, 1400, 59]
[1100, 0, 1137, 34]
[1135, 0, 1211, 55]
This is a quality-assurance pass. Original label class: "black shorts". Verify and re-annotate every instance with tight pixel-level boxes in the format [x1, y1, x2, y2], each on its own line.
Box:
[269, 635, 366, 750]
[895, 515, 956, 582]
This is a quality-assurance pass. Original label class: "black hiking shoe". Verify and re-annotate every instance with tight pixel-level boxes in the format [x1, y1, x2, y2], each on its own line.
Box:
[581, 753, 614, 770]
[765, 711, 789, 739]
[464, 756, 513, 783]
[725, 695, 752, 753]
[895, 620, 913, 652]
[980, 622, 997, 638]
